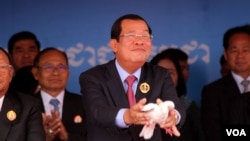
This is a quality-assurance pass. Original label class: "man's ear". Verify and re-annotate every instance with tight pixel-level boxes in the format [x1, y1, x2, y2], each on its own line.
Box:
[31, 67, 39, 80]
[109, 39, 118, 53]
[223, 51, 227, 61]
[9, 67, 14, 80]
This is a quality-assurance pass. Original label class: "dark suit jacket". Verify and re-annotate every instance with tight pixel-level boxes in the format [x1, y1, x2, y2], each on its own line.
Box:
[0, 90, 45, 141]
[35, 90, 87, 141]
[227, 91, 250, 124]
[201, 74, 244, 141]
[79, 60, 186, 141]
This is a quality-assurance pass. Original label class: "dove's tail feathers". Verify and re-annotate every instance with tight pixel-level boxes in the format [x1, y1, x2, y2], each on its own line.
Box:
[139, 123, 156, 140]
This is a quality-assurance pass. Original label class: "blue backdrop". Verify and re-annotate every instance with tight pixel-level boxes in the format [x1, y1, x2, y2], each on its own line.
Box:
[1, 0, 250, 106]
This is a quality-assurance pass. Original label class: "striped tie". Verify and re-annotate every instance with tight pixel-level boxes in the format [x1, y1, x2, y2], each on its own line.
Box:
[241, 79, 250, 93]
[49, 99, 60, 112]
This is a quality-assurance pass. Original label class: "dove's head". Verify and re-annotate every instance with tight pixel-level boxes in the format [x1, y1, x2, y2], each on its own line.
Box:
[159, 101, 175, 115]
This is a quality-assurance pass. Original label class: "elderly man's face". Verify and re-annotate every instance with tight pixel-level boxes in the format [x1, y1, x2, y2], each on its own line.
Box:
[32, 50, 69, 95]
[0, 50, 14, 96]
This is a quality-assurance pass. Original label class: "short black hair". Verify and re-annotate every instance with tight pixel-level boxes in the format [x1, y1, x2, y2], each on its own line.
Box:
[8, 31, 41, 53]
[110, 14, 152, 41]
[33, 47, 68, 67]
[223, 24, 250, 50]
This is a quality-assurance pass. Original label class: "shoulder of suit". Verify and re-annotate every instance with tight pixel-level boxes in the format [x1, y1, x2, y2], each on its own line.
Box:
[80, 60, 116, 81]
[204, 74, 233, 88]
[80, 61, 112, 77]
[6, 90, 40, 106]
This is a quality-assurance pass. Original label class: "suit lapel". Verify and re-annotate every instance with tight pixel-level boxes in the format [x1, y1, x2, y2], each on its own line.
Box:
[62, 91, 71, 122]
[223, 74, 241, 96]
[0, 91, 21, 140]
[35, 92, 45, 112]
[105, 60, 130, 108]
[136, 63, 152, 102]
[105, 61, 155, 107]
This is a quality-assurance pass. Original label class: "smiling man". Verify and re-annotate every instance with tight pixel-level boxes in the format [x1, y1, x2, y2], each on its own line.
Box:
[0, 47, 45, 141]
[32, 47, 87, 141]
[79, 14, 186, 141]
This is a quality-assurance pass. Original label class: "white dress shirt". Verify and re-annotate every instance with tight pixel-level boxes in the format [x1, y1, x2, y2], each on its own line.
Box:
[0, 95, 4, 112]
[40, 90, 64, 117]
[231, 71, 250, 93]
[114, 60, 181, 127]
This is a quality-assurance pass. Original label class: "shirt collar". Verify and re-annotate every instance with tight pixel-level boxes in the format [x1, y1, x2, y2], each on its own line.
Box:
[41, 90, 65, 105]
[115, 59, 141, 82]
[0, 95, 5, 112]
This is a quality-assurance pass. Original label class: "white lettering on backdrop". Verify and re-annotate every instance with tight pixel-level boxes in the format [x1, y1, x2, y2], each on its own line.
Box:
[58, 40, 209, 67]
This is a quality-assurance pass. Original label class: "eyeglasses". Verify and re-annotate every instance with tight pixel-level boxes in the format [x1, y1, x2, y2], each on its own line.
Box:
[36, 64, 68, 72]
[0, 65, 12, 72]
[119, 33, 153, 41]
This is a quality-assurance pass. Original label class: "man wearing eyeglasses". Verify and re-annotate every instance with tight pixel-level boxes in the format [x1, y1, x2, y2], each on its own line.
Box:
[32, 47, 87, 141]
[0, 47, 45, 141]
[79, 14, 186, 141]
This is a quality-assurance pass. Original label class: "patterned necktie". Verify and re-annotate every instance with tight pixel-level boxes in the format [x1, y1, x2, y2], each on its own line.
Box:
[125, 75, 136, 107]
[241, 79, 250, 93]
[49, 98, 60, 112]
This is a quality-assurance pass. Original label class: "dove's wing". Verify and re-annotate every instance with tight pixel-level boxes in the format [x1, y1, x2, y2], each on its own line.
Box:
[141, 103, 157, 111]
[160, 101, 175, 114]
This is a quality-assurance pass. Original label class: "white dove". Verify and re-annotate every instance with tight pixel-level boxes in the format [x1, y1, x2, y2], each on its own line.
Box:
[139, 100, 179, 140]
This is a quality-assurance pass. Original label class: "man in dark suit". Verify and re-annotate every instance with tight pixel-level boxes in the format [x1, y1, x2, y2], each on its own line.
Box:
[79, 14, 186, 141]
[0, 47, 45, 141]
[201, 24, 250, 141]
[32, 47, 87, 141]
